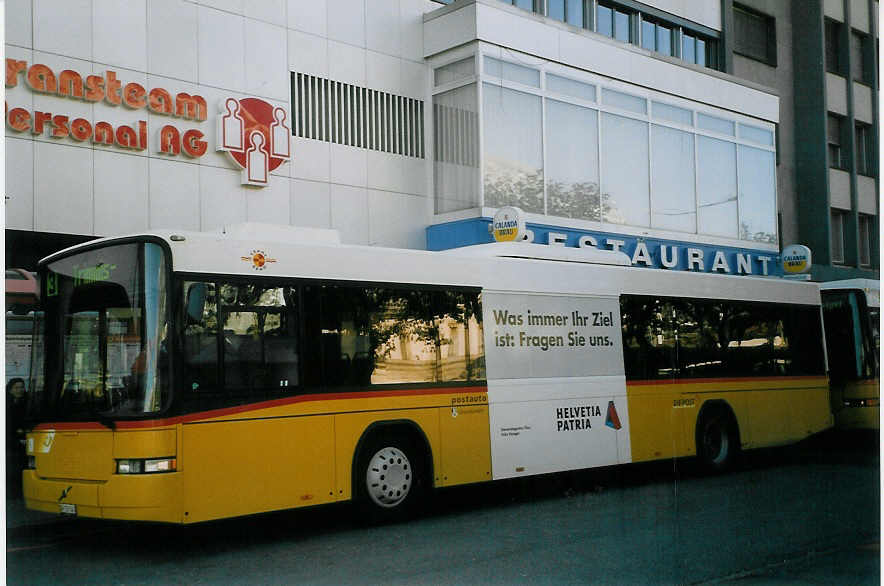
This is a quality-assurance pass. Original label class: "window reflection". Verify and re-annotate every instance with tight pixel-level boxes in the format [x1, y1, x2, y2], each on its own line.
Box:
[546, 100, 600, 220]
[698, 136, 738, 238]
[434, 84, 480, 213]
[483, 83, 544, 213]
[601, 113, 649, 226]
[651, 125, 696, 233]
[738, 145, 777, 243]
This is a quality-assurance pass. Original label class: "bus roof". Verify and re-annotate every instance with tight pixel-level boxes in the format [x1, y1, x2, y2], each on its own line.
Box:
[39, 225, 822, 306]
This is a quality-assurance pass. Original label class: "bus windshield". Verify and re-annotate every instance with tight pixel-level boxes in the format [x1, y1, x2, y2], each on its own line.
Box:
[31, 242, 170, 421]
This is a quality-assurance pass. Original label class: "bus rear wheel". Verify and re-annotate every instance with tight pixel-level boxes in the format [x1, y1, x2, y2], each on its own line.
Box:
[696, 407, 739, 472]
[355, 434, 425, 522]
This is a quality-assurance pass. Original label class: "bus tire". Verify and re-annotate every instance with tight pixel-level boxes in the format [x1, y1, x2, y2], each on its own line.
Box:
[696, 404, 740, 472]
[354, 431, 427, 523]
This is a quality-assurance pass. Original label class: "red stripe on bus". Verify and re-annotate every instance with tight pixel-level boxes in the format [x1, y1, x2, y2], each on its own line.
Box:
[626, 375, 827, 386]
[31, 385, 489, 431]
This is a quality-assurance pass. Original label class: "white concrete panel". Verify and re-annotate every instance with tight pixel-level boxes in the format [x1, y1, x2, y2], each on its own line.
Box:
[5, 137, 35, 230]
[290, 178, 331, 228]
[853, 82, 873, 123]
[288, 0, 327, 36]
[6, 0, 33, 48]
[148, 157, 200, 230]
[368, 190, 428, 249]
[34, 142, 93, 234]
[401, 0, 430, 63]
[328, 0, 365, 48]
[199, 165, 247, 231]
[291, 138, 330, 182]
[366, 150, 401, 193]
[850, 0, 870, 32]
[330, 144, 368, 187]
[366, 51, 401, 95]
[34, 0, 92, 61]
[826, 72, 848, 116]
[475, 3, 558, 65]
[400, 156, 429, 197]
[642, 0, 721, 31]
[245, 19, 290, 101]
[148, 0, 198, 81]
[30, 52, 94, 145]
[91, 66, 150, 156]
[245, 0, 286, 26]
[424, 2, 477, 58]
[400, 59, 428, 100]
[93, 150, 149, 236]
[246, 175, 291, 224]
[829, 168, 851, 209]
[825, 0, 844, 21]
[329, 40, 367, 85]
[289, 30, 329, 77]
[93, 0, 148, 72]
[197, 0, 243, 14]
[4, 46, 34, 133]
[198, 7, 246, 91]
[857, 176, 877, 215]
[330, 184, 369, 244]
[367, 0, 401, 57]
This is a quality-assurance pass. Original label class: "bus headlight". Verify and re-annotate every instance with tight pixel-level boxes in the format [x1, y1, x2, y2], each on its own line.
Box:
[117, 458, 176, 474]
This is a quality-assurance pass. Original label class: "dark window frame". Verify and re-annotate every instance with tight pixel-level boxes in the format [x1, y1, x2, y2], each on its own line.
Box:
[850, 29, 872, 84]
[733, 3, 777, 67]
[855, 122, 875, 177]
[827, 113, 848, 170]
[825, 18, 845, 75]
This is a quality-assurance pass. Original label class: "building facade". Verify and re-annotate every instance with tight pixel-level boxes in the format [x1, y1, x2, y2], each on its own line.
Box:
[3, 0, 878, 282]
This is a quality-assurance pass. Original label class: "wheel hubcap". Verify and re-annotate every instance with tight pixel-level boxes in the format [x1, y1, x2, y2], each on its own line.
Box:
[704, 421, 729, 465]
[366, 447, 411, 508]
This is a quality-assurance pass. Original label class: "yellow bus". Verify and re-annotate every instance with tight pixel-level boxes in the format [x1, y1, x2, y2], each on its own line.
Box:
[821, 279, 880, 430]
[23, 225, 832, 523]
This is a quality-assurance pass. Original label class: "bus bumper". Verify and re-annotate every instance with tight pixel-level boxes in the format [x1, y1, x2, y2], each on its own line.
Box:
[23, 470, 183, 523]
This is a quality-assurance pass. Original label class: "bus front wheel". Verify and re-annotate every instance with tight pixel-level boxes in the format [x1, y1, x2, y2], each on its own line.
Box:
[696, 406, 740, 472]
[355, 433, 425, 522]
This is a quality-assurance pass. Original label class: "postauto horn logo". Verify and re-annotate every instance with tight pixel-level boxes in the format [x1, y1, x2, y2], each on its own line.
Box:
[217, 97, 291, 187]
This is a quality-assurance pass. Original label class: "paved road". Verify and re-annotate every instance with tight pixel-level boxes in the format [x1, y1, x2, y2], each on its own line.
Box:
[6, 430, 879, 585]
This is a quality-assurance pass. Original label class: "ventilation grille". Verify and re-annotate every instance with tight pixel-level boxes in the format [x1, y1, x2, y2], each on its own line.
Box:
[292, 72, 425, 159]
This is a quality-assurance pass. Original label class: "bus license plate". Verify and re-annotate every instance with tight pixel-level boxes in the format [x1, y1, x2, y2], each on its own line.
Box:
[59, 503, 76, 515]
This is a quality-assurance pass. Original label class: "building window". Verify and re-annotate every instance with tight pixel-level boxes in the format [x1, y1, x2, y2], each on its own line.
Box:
[831, 209, 846, 263]
[292, 73, 424, 158]
[825, 19, 844, 74]
[597, 2, 633, 43]
[640, 16, 674, 57]
[851, 30, 871, 84]
[827, 114, 846, 170]
[855, 122, 874, 176]
[733, 4, 776, 66]
[500, 0, 542, 14]
[548, 0, 584, 27]
[859, 214, 873, 266]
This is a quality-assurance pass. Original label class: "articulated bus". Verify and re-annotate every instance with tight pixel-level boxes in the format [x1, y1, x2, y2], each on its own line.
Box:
[23, 225, 832, 523]
[821, 279, 880, 430]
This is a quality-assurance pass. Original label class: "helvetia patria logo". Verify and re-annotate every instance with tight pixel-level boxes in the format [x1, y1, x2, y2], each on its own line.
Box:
[217, 97, 291, 187]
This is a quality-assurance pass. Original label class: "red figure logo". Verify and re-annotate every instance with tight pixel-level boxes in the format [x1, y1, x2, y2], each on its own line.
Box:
[217, 97, 291, 186]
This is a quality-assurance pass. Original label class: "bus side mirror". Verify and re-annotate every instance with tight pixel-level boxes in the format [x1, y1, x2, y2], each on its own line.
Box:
[185, 283, 207, 325]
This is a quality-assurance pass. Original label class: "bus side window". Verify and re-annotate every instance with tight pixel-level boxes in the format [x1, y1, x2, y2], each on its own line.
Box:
[220, 284, 299, 401]
[620, 295, 677, 380]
